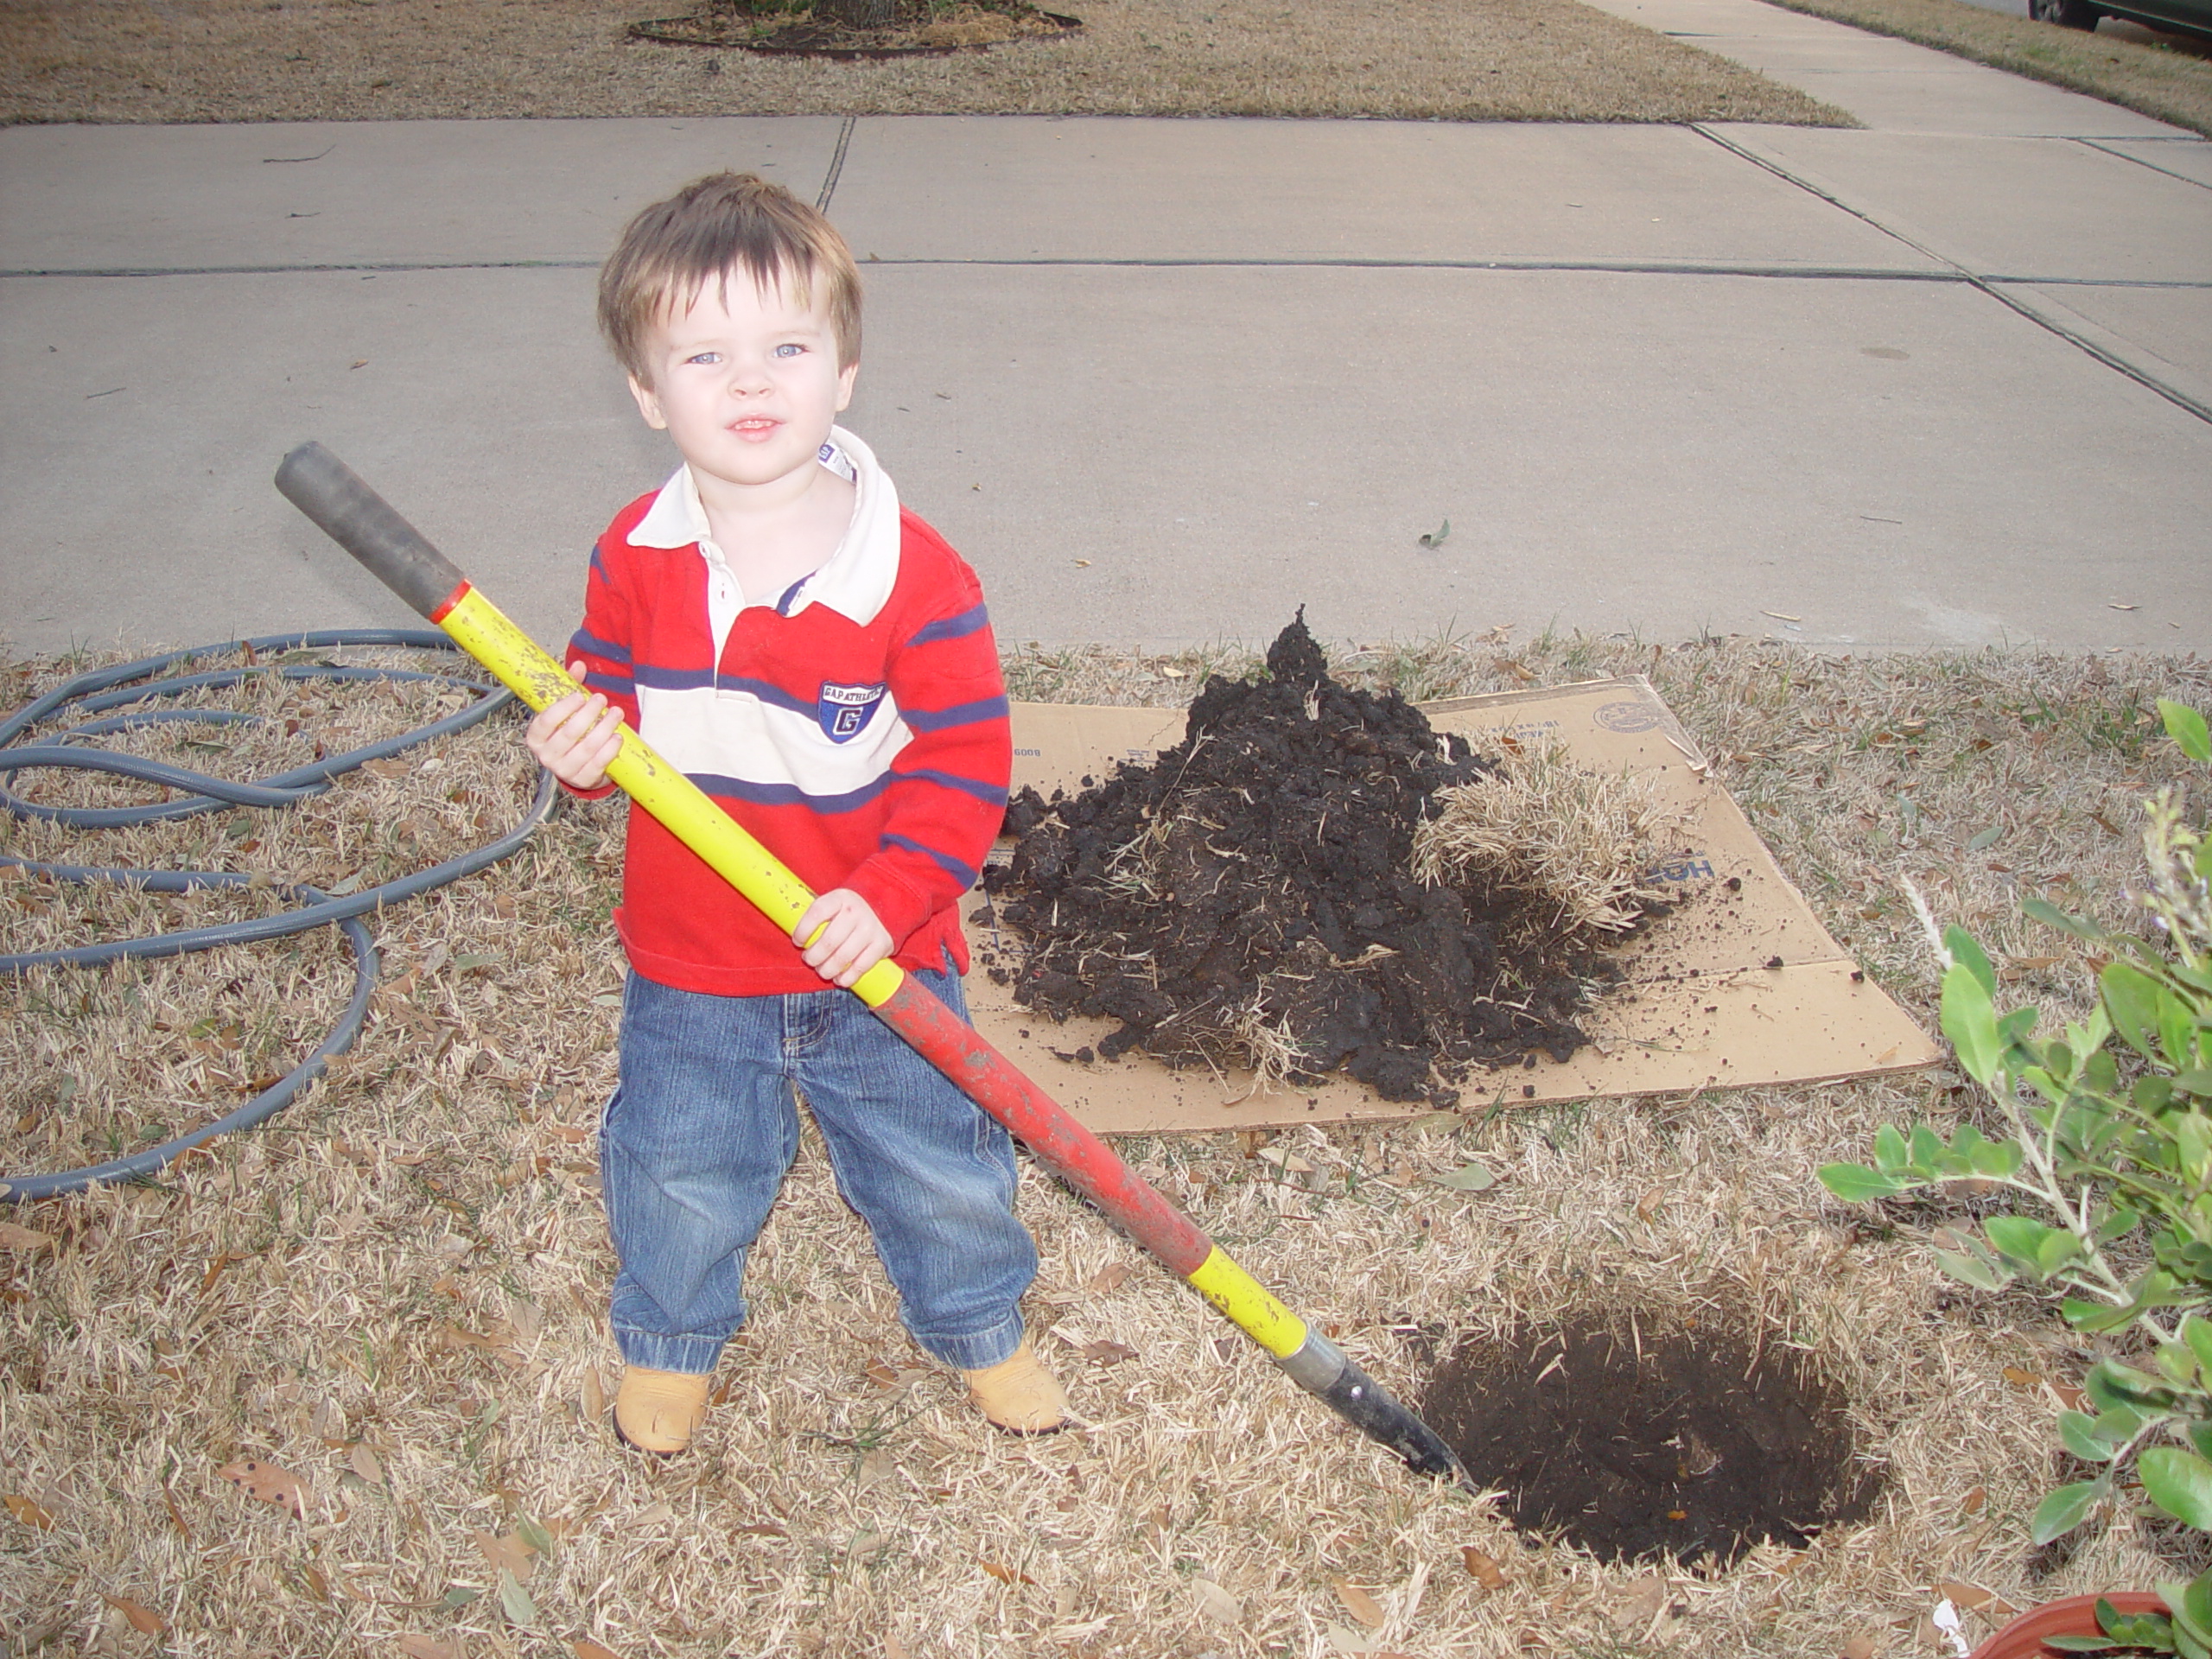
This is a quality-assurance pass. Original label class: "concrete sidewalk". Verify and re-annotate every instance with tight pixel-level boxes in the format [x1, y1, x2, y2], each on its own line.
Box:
[2, 0, 2207, 658]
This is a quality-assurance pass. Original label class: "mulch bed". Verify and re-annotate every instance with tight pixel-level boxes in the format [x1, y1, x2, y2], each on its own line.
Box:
[986, 616, 1643, 1104]
[628, 0, 1081, 58]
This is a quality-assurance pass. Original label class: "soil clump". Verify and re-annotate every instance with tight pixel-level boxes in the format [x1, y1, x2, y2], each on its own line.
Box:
[1421, 1312, 1875, 1566]
[630, 0, 1077, 56]
[985, 615, 1628, 1103]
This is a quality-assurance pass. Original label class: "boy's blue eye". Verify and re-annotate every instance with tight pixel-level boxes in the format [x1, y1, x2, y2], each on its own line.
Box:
[775, 343, 804, 358]
[686, 352, 721, 365]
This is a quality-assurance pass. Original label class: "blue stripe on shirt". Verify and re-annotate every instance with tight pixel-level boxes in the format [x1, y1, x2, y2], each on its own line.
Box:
[899, 766, 1009, 808]
[906, 603, 990, 648]
[902, 694, 1011, 734]
[632, 666, 816, 720]
[886, 833, 980, 891]
[688, 772, 892, 814]
[582, 669, 634, 697]
[571, 629, 632, 664]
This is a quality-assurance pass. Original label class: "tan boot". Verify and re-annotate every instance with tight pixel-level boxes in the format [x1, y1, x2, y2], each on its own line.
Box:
[613, 1366, 711, 1456]
[961, 1335, 1067, 1435]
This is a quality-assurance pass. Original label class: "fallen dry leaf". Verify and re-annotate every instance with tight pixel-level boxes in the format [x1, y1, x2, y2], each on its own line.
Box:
[1936, 1580, 2019, 1618]
[1461, 1546, 1508, 1589]
[217, 1458, 308, 1519]
[1840, 1637, 1878, 1659]
[2001, 1365, 2042, 1390]
[1335, 1580, 1387, 1628]
[1634, 1185, 1667, 1222]
[881, 1637, 910, 1659]
[0, 1221, 54, 1252]
[1192, 1576, 1241, 1624]
[397, 1637, 461, 1659]
[1960, 1485, 1986, 1516]
[1610, 1575, 1669, 1631]
[1084, 1262, 1133, 1294]
[103, 1596, 166, 1634]
[574, 1641, 622, 1659]
[1080, 1339, 1139, 1366]
[474, 1528, 537, 1579]
[350, 1443, 385, 1485]
[3, 1493, 56, 1529]
[979, 1558, 1035, 1586]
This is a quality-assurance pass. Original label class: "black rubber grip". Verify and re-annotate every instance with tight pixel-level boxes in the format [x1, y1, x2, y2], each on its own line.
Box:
[275, 442, 467, 620]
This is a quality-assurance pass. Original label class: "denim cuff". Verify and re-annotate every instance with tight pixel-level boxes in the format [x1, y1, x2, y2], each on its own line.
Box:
[612, 1324, 727, 1376]
[908, 1308, 1025, 1372]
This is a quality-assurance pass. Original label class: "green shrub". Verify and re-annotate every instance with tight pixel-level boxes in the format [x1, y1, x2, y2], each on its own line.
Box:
[1822, 701, 2212, 1654]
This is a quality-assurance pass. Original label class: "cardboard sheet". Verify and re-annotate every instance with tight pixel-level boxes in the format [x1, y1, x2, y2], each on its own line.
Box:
[964, 677, 1941, 1134]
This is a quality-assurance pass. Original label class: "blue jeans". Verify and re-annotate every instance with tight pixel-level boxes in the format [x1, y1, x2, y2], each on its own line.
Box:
[599, 961, 1037, 1375]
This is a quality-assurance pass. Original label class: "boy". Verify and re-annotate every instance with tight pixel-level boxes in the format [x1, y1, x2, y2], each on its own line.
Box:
[525, 171, 1065, 1455]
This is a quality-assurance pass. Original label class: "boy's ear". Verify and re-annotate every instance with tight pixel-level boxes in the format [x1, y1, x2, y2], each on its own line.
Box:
[627, 374, 669, 431]
[835, 359, 859, 414]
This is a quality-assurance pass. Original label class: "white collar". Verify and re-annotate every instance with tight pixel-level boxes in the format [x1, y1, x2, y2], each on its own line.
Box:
[626, 424, 901, 629]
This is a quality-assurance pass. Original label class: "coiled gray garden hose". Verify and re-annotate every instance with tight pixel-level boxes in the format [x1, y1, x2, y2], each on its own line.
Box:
[1, 629, 556, 1200]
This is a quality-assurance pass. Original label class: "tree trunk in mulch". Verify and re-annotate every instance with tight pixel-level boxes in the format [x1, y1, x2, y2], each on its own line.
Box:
[820, 0, 898, 24]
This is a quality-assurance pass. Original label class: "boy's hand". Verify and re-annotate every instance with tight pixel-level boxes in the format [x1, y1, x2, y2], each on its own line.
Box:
[795, 888, 893, 988]
[524, 661, 625, 790]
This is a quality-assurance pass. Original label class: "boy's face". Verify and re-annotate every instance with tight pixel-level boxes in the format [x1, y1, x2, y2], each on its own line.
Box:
[627, 265, 858, 498]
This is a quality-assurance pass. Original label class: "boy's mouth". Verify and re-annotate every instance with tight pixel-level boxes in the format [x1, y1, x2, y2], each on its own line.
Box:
[729, 416, 781, 440]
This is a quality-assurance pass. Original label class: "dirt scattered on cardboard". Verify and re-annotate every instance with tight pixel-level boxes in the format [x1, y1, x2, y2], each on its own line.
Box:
[985, 616, 1652, 1103]
[1422, 1309, 1876, 1567]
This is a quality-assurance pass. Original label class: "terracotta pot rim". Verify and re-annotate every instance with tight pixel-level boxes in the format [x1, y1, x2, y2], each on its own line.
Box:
[1968, 1591, 2170, 1659]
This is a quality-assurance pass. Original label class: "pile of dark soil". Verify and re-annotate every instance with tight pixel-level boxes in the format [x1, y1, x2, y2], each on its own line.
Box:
[630, 0, 1079, 57]
[1421, 1313, 1875, 1565]
[984, 616, 1623, 1103]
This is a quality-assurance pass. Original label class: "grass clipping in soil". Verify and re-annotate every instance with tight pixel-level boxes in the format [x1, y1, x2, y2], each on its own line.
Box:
[0, 0, 1854, 125]
[8, 630, 2212, 1656]
[987, 615, 1668, 1103]
[1765, 0, 2212, 136]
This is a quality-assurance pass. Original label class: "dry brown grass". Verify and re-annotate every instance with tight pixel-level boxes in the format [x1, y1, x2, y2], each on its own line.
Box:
[1765, 0, 2212, 137]
[0, 0, 1852, 127]
[3, 629, 2210, 1656]
[1412, 742, 1674, 944]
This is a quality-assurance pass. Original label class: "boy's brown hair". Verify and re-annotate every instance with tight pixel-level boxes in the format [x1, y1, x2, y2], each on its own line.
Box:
[598, 170, 862, 383]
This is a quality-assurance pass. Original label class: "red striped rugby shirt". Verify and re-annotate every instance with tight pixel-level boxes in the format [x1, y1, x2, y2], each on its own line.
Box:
[564, 427, 1010, 995]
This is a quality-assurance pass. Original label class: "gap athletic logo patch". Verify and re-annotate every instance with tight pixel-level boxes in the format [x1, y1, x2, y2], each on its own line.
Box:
[818, 681, 887, 742]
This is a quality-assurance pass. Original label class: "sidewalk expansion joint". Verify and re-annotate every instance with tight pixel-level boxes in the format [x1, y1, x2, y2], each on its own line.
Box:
[1694, 123, 2212, 429]
[5, 259, 2208, 291]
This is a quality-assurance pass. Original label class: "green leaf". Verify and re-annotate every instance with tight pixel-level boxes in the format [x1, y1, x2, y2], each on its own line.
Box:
[1428, 1162, 1497, 1192]
[2141, 1447, 2212, 1529]
[2096, 1206, 2143, 1246]
[2173, 1071, 2212, 1099]
[2039, 1637, 2121, 1651]
[441, 1586, 482, 1610]
[1967, 826, 2003, 852]
[2061, 1409, 2120, 1461]
[1932, 1246, 2012, 1293]
[512, 1515, 556, 1555]
[2032, 1478, 2103, 1544]
[2162, 700, 2212, 765]
[2107, 961, 2174, 1064]
[497, 1567, 537, 1628]
[1910, 1123, 1945, 1171]
[2171, 1569, 2212, 1647]
[1948, 925, 1998, 995]
[1942, 962, 2005, 1087]
[1968, 1136, 2024, 1178]
[1986, 1216, 2079, 1279]
[1873, 1122, 1910, 1172]
[1818, 1163, 1904, 1204]
[2184, 1314, 2212, 1377]
[2025, 897, 2103, 942]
